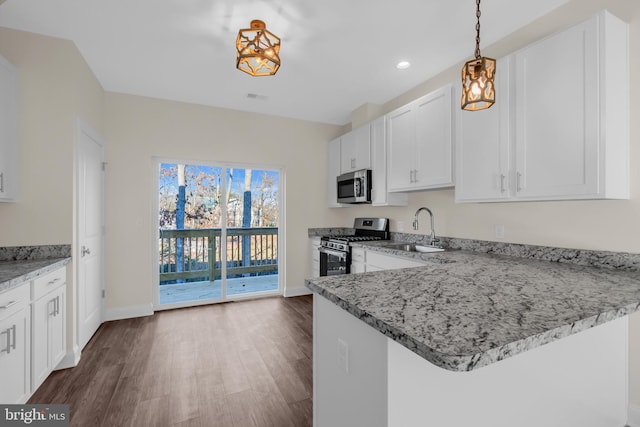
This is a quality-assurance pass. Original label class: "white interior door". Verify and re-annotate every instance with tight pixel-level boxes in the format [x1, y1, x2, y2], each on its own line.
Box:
[76, 119, 104, 350]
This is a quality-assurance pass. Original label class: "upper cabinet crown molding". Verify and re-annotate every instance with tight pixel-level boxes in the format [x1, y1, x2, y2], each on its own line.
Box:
[456, 10, 629, 203]
[0, 54, 18, 202]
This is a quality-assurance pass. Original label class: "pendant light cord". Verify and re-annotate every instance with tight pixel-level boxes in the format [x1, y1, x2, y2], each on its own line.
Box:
[474, 0, 482, 59]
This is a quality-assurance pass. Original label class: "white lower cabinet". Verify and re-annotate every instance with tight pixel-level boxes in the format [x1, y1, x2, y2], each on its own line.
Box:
[32, 284, 66, 391]
[350, 247, 366, 273]
[0, 265, 67, 403]
[0, 283, 31, 404]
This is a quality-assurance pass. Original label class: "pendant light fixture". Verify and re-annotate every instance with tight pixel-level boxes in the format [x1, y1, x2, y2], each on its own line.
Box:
[236, 20, 281, 77]
[461, 0, 495, 110]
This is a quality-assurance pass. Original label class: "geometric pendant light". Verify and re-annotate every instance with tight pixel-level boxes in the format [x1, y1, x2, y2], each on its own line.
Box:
[461, 0, 496, 110]
[236, 20, 281, 76]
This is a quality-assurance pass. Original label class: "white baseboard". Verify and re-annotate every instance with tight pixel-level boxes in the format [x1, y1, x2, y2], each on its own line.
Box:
[105, 303, 154, 321]
[284, 286, 312, 297]
[628, 403, 640, 427]
[55, 345, 81, 370]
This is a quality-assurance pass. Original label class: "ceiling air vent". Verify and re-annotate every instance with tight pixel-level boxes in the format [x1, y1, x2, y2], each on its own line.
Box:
[247, 93, 269, 101]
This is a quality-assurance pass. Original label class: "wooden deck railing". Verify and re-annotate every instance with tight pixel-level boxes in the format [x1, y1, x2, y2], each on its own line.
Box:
[159, 227, 278, 283]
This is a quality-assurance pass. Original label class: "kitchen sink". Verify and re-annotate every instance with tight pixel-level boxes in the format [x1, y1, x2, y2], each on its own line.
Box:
[381, 243, 444, 253]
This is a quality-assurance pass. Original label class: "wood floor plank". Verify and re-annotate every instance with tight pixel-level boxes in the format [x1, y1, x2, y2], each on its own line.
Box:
[28, 295, 313, 427]
[195, 372, 233, 427]
[101, 375, 143, 427]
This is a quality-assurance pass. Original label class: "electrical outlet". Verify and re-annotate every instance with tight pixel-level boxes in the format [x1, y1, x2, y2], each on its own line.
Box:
[495, 224, 505, 239]
[337, 338, 349, 374]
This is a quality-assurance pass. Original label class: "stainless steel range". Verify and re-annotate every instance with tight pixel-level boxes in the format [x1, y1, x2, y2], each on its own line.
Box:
[319, 218, 389, 276]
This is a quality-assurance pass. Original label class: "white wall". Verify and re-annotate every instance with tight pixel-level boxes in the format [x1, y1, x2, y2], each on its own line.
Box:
[0, 27, 104, 357]
[103, 93, 341, 310]
[328, 0, 640, 411]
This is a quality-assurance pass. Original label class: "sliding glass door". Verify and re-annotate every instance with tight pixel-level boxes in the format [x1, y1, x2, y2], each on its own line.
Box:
[157, 162, 280, 308]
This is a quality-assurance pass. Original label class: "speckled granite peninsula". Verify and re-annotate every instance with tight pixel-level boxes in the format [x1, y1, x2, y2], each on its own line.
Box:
[305, 244, 640, 372]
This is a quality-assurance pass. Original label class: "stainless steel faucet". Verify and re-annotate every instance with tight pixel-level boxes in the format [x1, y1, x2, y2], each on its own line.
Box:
[413, 207, 439, 246]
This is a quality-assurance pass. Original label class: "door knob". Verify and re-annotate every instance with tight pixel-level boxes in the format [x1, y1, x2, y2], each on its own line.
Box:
[82, 246, 91, 257]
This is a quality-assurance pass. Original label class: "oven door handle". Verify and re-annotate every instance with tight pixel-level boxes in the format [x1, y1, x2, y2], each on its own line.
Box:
[318, 247, 348, 258]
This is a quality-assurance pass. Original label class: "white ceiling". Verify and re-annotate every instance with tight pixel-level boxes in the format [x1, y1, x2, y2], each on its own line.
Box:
[0, 0, 569, 125]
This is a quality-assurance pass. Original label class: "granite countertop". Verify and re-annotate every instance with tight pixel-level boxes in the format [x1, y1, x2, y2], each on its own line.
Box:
[0, 258, 72, 293]
[305, 245, 640, 372]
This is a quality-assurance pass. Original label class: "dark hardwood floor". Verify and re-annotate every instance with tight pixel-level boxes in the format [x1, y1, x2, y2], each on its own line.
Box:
[29, 295, 313, 427]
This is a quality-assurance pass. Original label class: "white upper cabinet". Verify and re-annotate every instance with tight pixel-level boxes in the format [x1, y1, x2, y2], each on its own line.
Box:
[387, 84, 454, 192]
[455, 11, 629, 203]
[327, 136, 342, 208]
[514, 11, 628, 200]
[455, 57, 513, 202]
[370, 116, 408, 206]
[340, 124, 371, 174]
[0, 54, 17, 202]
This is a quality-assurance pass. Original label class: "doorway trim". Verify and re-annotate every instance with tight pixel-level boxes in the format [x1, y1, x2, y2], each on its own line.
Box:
[73, 117, 105, 358]
[151, 157, 286, 311]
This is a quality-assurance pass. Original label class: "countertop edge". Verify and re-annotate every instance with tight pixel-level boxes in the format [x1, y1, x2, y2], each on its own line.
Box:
[306, 279, 640, 372]
[0, 257, 72, 293]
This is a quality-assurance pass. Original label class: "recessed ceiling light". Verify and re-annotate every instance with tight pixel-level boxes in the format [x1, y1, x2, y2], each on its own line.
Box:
[396, 61, 411, 70]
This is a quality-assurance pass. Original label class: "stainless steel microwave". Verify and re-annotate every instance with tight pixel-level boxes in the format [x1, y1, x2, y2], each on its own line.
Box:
[337, 169, 372, 204]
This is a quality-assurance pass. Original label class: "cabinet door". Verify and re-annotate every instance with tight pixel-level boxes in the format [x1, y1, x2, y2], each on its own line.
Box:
[414, 85, 454, 189]
[514, 17, 598, 199]
[371, 117, 408, 206]
[0, 305, 30, 404]
[352, 125, 371, 170]
[340, 131, 356, 173]
[340, 126, 371, 173]
[49, 287, 66, 369]
[455, 58, 512, 202]
[32, 285, 66, 392]
[387, 105, 415, 191]
[327, 137, 342, 208]
[0, 54, 17, 202]
[32, 294, 54, 391]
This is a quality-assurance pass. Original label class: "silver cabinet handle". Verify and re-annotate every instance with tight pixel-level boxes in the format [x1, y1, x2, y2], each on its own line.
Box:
[82, 246, 91, 257]
[49, 298, 56, 316]
[414, 169, 418, 183]
[1, 325, 15, 354]
[350, 158, 356, 169]
[55, 296, 60, 316]
[47, 277, 61, 286]
[0, 172, 4, 193]
[516, 172, 523, 192]
[0, 328, 9, 353]
[0, 300, 17, 310]
[9, 325, 16, 352]
[500, 174, 506, 193]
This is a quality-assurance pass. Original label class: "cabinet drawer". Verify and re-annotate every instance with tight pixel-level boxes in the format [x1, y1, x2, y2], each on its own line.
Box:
[366, 251, 425, 270]
[32, 268, 66, 301]
[0, 283, 30, 321]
